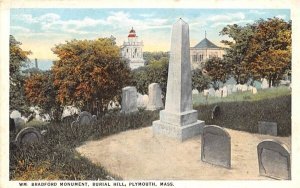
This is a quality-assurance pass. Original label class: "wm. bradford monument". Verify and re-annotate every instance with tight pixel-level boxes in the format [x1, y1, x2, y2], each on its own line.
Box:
[152, 18, 205, 141]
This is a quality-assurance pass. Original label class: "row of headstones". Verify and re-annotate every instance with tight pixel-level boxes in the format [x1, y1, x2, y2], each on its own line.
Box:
[204, 84, 258, 98]
[201, 125, 290, 180]
[121, 83, 163, 113]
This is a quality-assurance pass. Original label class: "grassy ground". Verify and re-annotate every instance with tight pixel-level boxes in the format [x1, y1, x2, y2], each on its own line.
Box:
[10, 86, 291, 180]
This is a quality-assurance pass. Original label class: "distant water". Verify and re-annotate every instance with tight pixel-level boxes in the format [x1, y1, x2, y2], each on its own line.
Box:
[28, 59, 54, 70]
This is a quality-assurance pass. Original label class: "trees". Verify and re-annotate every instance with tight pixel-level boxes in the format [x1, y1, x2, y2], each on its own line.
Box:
[132, 57, 169, 99]
[192, 68, 211, 92]
[245, 18, 291, 87]
[220, 24, 254, 84]
[219, 18, 291, 87]
[24, 71, 62, 121]
[52, 38, 132, 114]
[9, 35, 31, 114]
[203, 57, 229, 89]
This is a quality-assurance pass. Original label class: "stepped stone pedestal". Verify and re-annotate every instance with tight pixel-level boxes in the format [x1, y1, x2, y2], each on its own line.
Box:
[152, 18, 204, 141]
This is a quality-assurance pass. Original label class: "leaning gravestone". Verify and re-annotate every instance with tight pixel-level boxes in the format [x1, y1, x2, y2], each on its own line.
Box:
[258, 121, 277, 136]
[147, 83, 163, 111]
[13, 117, 25, 129]
[121, 86, 138, 113]
[152, 18, 204, 141]
[257, 139, 291, 180]
[201, 125, 231, 168]
[15, 127, 42, 145]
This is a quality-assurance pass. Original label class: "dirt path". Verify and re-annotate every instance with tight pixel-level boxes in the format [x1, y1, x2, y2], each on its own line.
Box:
[76, 127, 290, 180]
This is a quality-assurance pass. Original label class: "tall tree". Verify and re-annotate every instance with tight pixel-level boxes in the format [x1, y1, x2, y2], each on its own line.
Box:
[9, 35, 31, 114]
[24, 71, 62, 121]
[52, 38, 132, 114]
[245, 18, 291, 87]
[192, 68, 211, 92]
[203, 57, 228, 89]
[219, 24, 254, 84]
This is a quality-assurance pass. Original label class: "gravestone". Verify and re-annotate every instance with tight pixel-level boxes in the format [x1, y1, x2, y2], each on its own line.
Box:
[15, 127, 42, 145]
[147, 83, 163, 111]
[227, 85, 232, 95]
[121, 86, 138, 113]
[222, 86, 228, 97]
[192, 89, 199, 94]
[72, 111, 93, 126]
[211, 105, 221, 120]
[257, 139, 291, 180]
[261, 78, 268, 89]
[137, 93, 149, 108]
[152, 18, 205, 141]
[215, 90, 222, 98]
[208, 88, 215, 97]
[232, 85, 237, 93]
[201, 125, 231, 168]
[203, 89, 209, 96]
[241, 84, 248, 92]
[13, 117, 25, 129]
[258, 121, 277, 136]
[252, 87, 258, 94]
[10, 110, 21, 119]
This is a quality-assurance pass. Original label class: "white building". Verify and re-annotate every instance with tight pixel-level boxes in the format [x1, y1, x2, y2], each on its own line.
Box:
[190, 35, 225, 70]
[120, 27, 145, 69]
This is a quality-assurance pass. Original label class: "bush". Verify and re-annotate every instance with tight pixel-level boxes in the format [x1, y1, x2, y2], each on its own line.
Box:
[10, 110, 159, 180]
[195, 95, 291, 136]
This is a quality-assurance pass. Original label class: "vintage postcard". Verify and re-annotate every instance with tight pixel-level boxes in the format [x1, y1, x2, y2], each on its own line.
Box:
[0, 0, 299, 188]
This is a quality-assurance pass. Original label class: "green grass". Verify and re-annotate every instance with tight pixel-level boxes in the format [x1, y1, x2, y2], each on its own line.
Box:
[193, 86, 291, 106]
[194, 86, 291, 136]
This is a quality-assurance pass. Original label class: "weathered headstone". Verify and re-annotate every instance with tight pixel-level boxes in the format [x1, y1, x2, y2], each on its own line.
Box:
[215, 90, 221, 98]
[257, 139, 291, 180]
[211, 105, 221, 120]
[192, 89, 199, 94]
[208, 88, 215, 97]
[121, 86, 138, 113]
[72, 111, 93, 126]
[15, 127, 42, 145]
[137, 93, 149, 108]
[241, 84, 248, 92]
[152, 18, 205, 141]
[252, 87, 258, 94]
[258, 121, 277, 136]
[261, 78, 268, 89]
[13, 117, 25, 129]
[201, 125, 231, 168]
[222, 86, 228, 97]
[232, 85, 237, 93]
[203, 89, 209, 96]
[147, 83, 163, 111]
[10, 110, 21, 119]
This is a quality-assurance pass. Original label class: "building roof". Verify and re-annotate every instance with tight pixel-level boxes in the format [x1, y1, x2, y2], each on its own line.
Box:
[194, 38, 220, 49]
[128, 27, 137, 37]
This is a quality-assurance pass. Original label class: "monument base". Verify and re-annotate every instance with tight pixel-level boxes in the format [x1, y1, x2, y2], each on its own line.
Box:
[152, 119, 205, 141]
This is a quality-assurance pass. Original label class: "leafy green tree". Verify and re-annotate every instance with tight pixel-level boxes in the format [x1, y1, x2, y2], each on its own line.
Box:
[203, 57, 228, 89]
[9, 35, 31, 114]
[192, 68, 211, 92]
[245, 18, 291, 87]
[132, 56, 169, 103]
[220, 24, 254, 84]
[52, 38, 132, 114]
[24, 71, 62, 121]
[143, 51, 169, 65]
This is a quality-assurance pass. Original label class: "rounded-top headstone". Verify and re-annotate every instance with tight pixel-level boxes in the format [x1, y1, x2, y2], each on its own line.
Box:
[77, 111, 92, 126]
[15, 127, 42, 145]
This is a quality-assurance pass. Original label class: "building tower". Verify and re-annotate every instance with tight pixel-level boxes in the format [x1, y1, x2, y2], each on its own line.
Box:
[121, 27, 145, 69]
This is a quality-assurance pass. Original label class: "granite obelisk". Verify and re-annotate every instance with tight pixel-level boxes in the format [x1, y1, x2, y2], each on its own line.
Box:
[152, 18, 205, 141]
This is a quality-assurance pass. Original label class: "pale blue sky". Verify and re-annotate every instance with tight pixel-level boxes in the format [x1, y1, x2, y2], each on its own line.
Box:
[10, 8, 290, 60]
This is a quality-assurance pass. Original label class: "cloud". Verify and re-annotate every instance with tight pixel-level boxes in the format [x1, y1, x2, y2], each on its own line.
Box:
[11, 26, 31, 33]
[275, 14, 287, 19]
[210, 19, 254, 28]
[249, 10, 266, 15]
[139, 13, 154, 18]
[208, 12, 245, 22]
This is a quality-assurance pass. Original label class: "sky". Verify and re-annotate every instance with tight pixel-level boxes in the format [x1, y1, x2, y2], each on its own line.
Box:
[10, 8, 290, 63]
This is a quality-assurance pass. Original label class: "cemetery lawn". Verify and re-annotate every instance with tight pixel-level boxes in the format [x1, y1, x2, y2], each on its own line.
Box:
[10, 86, 291, 180]
[194, 86, 291, 136]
